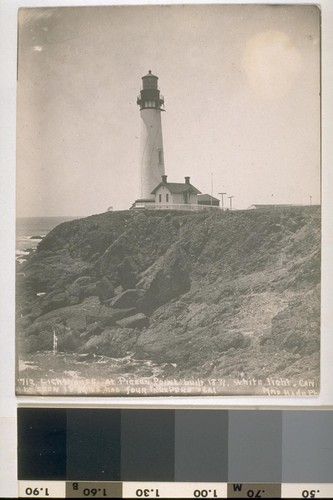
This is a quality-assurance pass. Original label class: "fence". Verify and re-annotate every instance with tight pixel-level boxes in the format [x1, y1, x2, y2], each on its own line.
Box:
[133, 203, 224, 212]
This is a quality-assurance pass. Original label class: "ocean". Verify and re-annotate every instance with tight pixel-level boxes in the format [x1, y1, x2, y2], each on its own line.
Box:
[16, 216, 79, 263]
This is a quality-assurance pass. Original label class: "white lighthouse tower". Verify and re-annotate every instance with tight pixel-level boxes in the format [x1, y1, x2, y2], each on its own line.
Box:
[136, 70, 165, 202]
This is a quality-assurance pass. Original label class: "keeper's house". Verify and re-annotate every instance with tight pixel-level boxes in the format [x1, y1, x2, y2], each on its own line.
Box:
[130, 175, 222, 211]
[151, 175, 201, 207]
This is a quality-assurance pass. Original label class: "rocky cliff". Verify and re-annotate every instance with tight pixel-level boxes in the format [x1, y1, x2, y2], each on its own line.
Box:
[16, 207, 320, 391]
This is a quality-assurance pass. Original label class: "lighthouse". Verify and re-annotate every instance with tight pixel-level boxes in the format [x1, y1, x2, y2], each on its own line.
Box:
[137, 70, 165, 201]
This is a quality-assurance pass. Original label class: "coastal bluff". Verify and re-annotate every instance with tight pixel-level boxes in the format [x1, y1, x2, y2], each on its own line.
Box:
[16, 207, 320, 382]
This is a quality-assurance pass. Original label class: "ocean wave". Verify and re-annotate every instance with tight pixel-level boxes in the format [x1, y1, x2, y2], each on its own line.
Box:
[16, 238, 40, 254]
[16, 250, 30, 256]
[17, 236, 34, 242]
[29, 235, 45, 240]
[17, 235, 44, 242]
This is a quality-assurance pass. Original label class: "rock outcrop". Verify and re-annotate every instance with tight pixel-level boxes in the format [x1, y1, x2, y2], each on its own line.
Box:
[16, 207, 321, 382]
[116, 313, 149, 329]
[137, 246, 191, 314]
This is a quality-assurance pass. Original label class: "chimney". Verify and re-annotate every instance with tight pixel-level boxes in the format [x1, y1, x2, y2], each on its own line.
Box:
[185, 176, 190, 184]
[162, 175, 168, 184]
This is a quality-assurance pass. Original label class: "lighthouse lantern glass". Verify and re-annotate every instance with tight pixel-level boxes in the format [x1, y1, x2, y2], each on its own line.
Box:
[143, 76, 158, 90]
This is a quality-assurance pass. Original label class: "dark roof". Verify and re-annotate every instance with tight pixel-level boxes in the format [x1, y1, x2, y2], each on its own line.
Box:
[151, 182, 201, 195]
[143, 70, 158, 79]
[198, 194, 220, 202]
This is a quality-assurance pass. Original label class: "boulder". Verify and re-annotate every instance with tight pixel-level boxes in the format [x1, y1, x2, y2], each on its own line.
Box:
[66, 276, 95, 301]
[29, 303, 44, 320]
[116, 313, 149, 329]
[80, 328, 137, 357]
[80, 283, 97, 298]
[117, 256, 138, 290]
[110, 289, 145, 309]
[68, 295, 80, 306]
[137, 246, 191, 313]
[21, 332, 54, 353]
[86, 307, 137, 326]
[73, 276, 92, 287]
[40, 290, 68, 314]
[32, 297, 101, 331]
[57, 330, 81, 352]
[96, 276, 115, 303]
[80, 322, 104, 339]
[25, 318, 63, 337]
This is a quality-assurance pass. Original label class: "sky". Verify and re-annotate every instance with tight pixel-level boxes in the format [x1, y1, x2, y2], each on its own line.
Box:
[16, 4, 321, 216]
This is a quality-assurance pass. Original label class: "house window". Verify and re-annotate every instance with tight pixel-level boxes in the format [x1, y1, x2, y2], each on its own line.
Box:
[158, 150, 163, 164]
[166, 194, 169, 203]
[159, 194, 162, 203]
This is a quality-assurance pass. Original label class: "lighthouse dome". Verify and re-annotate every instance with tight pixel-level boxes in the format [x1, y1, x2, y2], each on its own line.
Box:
[143, 70, 158, 79]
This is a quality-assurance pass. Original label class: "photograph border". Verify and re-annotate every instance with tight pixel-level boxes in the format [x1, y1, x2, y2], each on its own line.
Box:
[1, 0, 333, 497]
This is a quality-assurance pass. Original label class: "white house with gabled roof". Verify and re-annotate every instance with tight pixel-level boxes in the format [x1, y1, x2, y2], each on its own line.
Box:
[151, 175, 201, 207]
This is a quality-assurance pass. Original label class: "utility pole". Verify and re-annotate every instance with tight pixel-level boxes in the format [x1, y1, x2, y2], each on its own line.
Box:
[219, 192, 227, 210]
[309, 195, 312, 206]
[228, 195, 234, 210]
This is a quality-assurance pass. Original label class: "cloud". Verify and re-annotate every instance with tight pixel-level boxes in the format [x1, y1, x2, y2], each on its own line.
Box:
[33, 45, 44, 52]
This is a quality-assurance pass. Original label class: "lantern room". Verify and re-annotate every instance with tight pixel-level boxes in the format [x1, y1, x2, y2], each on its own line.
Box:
[137, 70, 165, 110]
